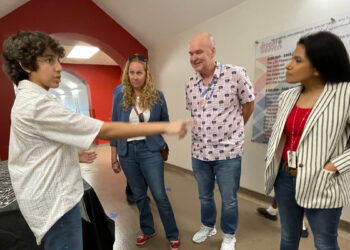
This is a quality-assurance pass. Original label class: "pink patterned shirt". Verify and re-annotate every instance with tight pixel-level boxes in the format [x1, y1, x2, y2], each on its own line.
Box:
[186, 62, 255, 161]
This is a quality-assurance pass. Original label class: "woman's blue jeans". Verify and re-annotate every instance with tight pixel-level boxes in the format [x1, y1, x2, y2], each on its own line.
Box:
[119, 140, 179, 240]
[274, 165, 342, 250]
[42, 203, 82, 250]
[192, 156, 241, 235]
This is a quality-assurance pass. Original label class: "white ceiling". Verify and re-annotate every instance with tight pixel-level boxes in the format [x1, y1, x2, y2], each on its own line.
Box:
[0, 0, 29, 18]
[92, 0, 245, 48]
[0, 0, 245, 65]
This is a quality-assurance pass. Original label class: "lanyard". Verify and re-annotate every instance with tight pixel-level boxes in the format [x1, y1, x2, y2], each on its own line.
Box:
[197, 64, 221, 101]
[198, 82, 215, 100]
[290, 106, 311, 149]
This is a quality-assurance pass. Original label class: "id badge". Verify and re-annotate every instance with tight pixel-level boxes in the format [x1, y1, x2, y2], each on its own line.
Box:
[287, 150, 297, 169]
[199, 99, 205, 107]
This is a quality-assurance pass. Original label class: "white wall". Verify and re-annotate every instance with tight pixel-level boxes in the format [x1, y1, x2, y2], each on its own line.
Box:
[149, 0, 350, 222]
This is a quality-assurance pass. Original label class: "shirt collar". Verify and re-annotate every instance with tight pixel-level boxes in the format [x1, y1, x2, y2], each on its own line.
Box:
[194, 62, 221, 86]
[17, 80, 57, 99]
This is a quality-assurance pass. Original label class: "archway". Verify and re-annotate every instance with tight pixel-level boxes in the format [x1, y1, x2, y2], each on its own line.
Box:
[0, 0, 147, 159]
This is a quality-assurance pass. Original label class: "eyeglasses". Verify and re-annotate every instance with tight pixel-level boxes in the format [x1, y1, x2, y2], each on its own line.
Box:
[129, 54, 147, 62]
[138, 113, 145, 123]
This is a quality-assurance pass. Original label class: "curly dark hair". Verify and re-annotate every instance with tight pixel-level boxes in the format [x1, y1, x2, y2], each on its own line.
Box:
[2, 31, 65, 85]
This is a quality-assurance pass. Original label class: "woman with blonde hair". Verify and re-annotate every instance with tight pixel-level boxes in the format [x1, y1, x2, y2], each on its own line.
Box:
[111, 54, 180, 250]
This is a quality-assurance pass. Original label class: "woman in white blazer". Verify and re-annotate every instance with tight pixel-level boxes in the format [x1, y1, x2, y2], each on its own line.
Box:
[265, 31, 350, 250]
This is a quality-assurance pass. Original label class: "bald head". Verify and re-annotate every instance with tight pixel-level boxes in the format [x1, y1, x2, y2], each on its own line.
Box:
[189, 32, 216, 77]
[190, 32, 215, 49]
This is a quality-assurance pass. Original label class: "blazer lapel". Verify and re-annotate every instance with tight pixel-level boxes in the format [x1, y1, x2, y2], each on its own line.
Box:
[268, 86, 301, 159]
[299, 83, 336, 144]
[149, 104, 156, 122]
[276, 86, 301, 146]
[125, 106, 132, 121]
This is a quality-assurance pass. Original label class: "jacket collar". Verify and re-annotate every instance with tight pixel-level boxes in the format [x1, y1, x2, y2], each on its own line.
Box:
[266, 83, 336, 164]
[299, 83, 336, 144]
[193, 62, 221, 86]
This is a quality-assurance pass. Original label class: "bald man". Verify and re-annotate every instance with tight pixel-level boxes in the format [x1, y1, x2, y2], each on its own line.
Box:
[185, 32, 255, 250]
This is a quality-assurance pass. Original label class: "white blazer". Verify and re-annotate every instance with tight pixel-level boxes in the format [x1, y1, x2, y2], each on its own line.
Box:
[265, 82, 350, 209]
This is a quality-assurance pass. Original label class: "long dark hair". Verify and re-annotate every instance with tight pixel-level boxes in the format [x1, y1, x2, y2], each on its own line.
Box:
[298, 31, 350, 83]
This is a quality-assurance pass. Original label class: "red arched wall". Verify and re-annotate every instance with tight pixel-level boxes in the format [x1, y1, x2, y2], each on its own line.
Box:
[62, 63, 122, 145]
[0, 0, 147, 160]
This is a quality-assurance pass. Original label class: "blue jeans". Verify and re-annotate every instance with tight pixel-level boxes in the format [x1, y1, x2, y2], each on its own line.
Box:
[43, 204, 82, 250]
[274, 165, 342, 250]
[119, 140, 179, 240]
[192, 157, 241, 234]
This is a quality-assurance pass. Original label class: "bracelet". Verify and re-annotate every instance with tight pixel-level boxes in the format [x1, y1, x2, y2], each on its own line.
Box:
[112, 160, 119, 165]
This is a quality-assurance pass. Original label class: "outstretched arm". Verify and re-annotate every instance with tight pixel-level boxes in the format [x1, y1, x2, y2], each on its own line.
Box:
[97, 120, 190, 141]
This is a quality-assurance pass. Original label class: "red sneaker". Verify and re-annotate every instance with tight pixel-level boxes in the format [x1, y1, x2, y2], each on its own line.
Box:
[136, 232, 157, 246]
[170, 239, 181, 250]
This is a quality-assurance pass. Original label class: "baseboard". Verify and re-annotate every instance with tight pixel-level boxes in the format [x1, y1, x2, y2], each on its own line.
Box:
[238, 186, 274, 204]
[339, 218, 350, 232]
[165, 162, 350, 232]
[165, 162, 193, 175]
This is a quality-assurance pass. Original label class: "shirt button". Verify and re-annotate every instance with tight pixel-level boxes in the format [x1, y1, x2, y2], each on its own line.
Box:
[299, 163, 304, 168]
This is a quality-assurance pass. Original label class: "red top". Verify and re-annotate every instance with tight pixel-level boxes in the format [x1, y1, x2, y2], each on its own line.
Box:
[282, 104, 312, 162]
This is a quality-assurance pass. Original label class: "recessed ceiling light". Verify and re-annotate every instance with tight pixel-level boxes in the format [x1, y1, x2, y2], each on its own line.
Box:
[67, 46, 99, 59]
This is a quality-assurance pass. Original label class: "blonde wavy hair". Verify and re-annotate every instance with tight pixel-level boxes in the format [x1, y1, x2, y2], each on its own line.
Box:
[122, 55, 158, 110]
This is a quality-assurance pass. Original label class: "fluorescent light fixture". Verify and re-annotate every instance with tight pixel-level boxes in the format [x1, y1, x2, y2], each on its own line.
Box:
[67, 46, 99, 59]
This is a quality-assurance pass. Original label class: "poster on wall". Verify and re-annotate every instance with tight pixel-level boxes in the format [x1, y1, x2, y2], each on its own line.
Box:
[252, 13, 350, 144]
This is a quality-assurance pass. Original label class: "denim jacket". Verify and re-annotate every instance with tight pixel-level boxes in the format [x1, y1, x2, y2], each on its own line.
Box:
[110, 89, 169, 156]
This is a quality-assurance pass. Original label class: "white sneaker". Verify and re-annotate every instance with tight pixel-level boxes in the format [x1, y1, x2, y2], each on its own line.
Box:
[220, 234, 236, 250]
[192, 225, 217, 243]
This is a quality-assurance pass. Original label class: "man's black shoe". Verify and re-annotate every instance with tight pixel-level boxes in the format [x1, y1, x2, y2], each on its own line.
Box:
[257, 207, 278, 221]
[301, 228, 309, 238]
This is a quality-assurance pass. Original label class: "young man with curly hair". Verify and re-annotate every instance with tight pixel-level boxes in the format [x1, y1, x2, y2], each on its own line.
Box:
[2, 31, 189, 250]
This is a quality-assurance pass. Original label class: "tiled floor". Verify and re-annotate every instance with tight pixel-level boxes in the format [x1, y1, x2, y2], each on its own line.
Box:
[80, 145, 350, 250]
